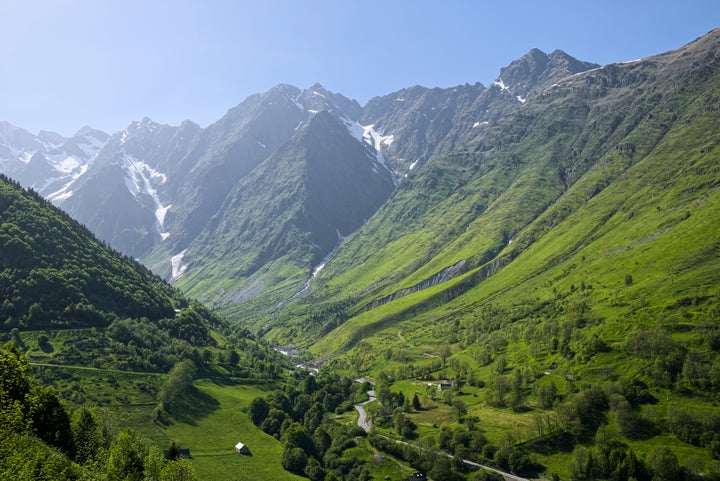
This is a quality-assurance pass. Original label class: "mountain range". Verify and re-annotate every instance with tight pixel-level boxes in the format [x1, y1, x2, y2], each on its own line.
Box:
[2, 27, 720, 480]
[0, 45, 603, 316]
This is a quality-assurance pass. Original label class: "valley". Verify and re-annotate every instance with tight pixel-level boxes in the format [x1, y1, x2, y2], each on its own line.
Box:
[2, 27, 720, 481]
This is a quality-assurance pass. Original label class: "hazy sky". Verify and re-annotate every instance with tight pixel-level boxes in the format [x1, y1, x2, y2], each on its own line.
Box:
[1, 0, 718, 136]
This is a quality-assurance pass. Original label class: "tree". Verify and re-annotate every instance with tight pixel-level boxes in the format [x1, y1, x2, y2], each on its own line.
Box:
[393, 410, 417, 438]
[304, 456, 325, 481]
[37, 334, 50, 350]
[647, 446, 679, 481]
[226, 349, 240, 365]
[453, 399, 467, 422]
[159, 360, 196, 407]
[72, 407, 101, 464]
[159, 459, 197, 481]
[248, 397, 270, 426]
[282, 423, 315, 457]
[440, 345, 452, 366]
[428, 455, 454, 481]
[106, 429, 148, 481]
[165, 441, 180, 460]
[261, 408, 288, 438]
[281, 446, 308, 474]
[143, 446, 167, 481]
[537, 381, 557, 409]
[29, 385, 74, 455]
[412, 392, 422, 411]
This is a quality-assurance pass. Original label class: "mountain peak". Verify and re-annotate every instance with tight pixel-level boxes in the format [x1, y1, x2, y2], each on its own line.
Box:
[495, 48, 599, 100]
[308, 82, 328, 94]
[73, 125, 109, 141]
[37, 130, 66, 146]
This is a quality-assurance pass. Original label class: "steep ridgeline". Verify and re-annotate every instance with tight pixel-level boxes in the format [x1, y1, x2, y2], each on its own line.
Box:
[359, 49, 599, 174]
[57, 118, 203, 258]
[272, 29, 720, 359]
[0, 122, 108, 199]
[0, 173, 221, 338]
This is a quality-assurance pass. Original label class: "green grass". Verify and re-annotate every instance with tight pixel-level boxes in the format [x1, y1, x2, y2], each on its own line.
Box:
[159, 379, 305, 481]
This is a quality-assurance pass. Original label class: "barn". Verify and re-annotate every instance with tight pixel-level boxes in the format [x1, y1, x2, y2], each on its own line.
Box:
[234, 442, 250, 455]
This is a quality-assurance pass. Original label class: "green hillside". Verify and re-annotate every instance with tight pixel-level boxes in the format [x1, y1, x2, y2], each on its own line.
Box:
[1, 173, 193, 330]
[275, 28, 720, 356]
[258, 29, 720, 480]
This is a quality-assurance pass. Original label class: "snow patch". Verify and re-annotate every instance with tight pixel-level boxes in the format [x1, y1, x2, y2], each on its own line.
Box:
[294, 120, 304, 131]
[53, 156, 81, 174]
[155, 203, 171, 226]
[290, 94, 305, 111]
[122, 154, 171, 234]
[48, 188, 74, 202]
[408, 159, 420, 170]
[47, 163, 90, 203]
[77, 134, 106, 157]
[340, 117, 396, 177]
[493, 78, 510, 91]
[170, 249, 189, 280]
[257, 140, 266, 148]
[516, 95, 526, 103]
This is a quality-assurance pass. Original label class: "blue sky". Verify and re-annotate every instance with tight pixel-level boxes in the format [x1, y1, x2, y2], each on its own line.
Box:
[1, 0, 718, 136]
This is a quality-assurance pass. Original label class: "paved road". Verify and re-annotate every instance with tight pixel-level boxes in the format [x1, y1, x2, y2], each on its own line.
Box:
[355, 390, 376, 432]
[354, 389, 529, 481]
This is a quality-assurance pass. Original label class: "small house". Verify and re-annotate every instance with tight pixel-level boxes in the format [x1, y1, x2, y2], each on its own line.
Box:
[235, 441, 250, 455]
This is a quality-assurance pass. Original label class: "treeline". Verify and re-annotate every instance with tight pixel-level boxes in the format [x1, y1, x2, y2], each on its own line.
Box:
[0, 342, 197, 480]
[247, 372, 371, 480]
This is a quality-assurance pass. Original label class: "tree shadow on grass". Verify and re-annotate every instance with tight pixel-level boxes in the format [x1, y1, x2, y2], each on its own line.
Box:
[161, 386, 220, 426]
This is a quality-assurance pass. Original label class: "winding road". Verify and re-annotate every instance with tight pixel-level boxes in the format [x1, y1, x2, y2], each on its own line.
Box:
[353, 389, 529, 481]
[355, 390, 376, 432]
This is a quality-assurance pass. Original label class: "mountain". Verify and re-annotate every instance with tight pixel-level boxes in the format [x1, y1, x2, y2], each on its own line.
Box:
[0, 122, 108, 199]
[0, 172, 221, 338]
[0, 47, 635, 321]
[358, 49, 599, 174]
[56, 118, 203, 258]
[3, 28, 720, 479]
[173, 110, 395, 309]
[274, 28, 720, 364]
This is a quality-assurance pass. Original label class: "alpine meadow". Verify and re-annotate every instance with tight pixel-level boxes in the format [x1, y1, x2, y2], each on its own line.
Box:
[2, 20, 720, 481]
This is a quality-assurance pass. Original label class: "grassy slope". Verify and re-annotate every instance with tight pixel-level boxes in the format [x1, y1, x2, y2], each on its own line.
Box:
[289, 28, 720, 357]
[304, 105, 720, 476]
[161, 379, 306, 481]
[310, 102, 720, 357]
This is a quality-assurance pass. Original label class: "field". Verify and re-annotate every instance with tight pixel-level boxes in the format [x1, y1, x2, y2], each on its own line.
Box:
[159, 380, 306, 481]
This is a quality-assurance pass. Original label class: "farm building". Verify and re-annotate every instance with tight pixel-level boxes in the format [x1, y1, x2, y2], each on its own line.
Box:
[234, 442, 250, 454]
